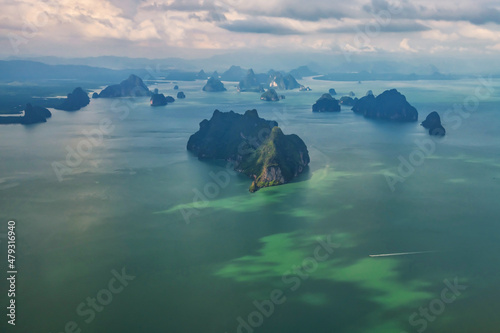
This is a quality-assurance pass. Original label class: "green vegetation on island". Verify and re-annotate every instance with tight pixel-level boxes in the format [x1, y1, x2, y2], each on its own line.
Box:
[55, 87, 90, 111]
[187, 110, 309, 192]
[352, 89, 418, 122]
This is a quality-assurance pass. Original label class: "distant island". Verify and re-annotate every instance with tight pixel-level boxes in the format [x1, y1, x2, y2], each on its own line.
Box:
[268, 72, 301, 90]
[288, 66, 318, 79]
[261, 89, 280, 101]
[238, 69, 264, 92]
[177, 91, 186, 99]
[203, 76, 227, 92]
[187, 110, 310, 192]
[422, 111, 446, 136]
[221, 65, 247, 82]
[339, 96, 358, 106]
[352, 89, 418, 122]
[0, 104, 51, 125]
[197, 70, 208, 80]
[55, 87, 90, 111]
[312, 93, 340, 112]
[95, 74, 151, 98]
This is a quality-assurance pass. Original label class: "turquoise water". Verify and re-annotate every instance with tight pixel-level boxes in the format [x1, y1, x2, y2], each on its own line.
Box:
[0, 78, 499, 332]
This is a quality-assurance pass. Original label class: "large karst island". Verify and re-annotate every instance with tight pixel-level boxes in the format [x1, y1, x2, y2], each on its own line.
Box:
[352, 89, 418, 121]
[55, 87, 90, 111]
[0, 104, 52, 125]
[187, 110, 310, 192]
[94, 74, 151, 98]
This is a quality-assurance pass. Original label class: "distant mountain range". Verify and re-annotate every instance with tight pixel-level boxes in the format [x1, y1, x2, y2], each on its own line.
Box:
[1, 58, 495, 85]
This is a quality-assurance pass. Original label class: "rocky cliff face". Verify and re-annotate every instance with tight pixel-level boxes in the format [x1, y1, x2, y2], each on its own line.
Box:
[352, 89, 418, 122]
[187, 110, 309, 192]
[260, 89, 280, 101]
[97, 75, 151, 98]
[239, 127, 310, 192]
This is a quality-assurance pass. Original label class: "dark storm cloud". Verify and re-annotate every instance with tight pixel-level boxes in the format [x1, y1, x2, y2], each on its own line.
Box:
[219, 20, 303, 35]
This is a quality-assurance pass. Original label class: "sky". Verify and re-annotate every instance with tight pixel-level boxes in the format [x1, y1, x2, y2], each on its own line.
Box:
[1, 0, 500, 64]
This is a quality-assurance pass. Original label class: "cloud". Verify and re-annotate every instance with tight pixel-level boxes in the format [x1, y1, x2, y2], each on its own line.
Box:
[189, 11, 227, 22]
[218, 19, 303, 35]
[364, 0, 500, 25]
[399, 38, 416, 52]
[319, 21, 430, 33]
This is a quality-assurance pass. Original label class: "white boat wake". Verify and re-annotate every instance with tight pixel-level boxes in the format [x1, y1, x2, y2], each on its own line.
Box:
[369, 251, 436, 258]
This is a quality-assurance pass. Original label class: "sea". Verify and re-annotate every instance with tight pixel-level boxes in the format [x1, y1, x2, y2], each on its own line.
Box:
[0, 76, 499, 333]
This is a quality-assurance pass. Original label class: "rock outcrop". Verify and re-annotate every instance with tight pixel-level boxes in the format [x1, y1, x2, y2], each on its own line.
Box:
[421, 111, 446, 136]
[237, 69, 264, 92]
[203, 76, 227, 92]
[150, 93, 175, 106]
[177, 92, 186, 99]
[150, 93, 168, 106]
[268, 73, 301, 90]
[339, 96, 358, 106]
[187, 110, 309, 192]
[260, 89, 280, 101]
[352, 89, 418, 122]
[97, 74, 151, 98]
[312, 93, 340, 112]
[55, 87, 90, 111]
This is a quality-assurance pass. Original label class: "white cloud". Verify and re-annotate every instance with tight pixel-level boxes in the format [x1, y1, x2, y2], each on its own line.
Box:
[399, 38, 417, 52]
[0, 0, 500, 58]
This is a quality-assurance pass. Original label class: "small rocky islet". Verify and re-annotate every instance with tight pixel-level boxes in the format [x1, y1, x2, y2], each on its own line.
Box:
[203, 76, 227, 92]
[421, 111, 446, 136]
[312, 93, 340, 112]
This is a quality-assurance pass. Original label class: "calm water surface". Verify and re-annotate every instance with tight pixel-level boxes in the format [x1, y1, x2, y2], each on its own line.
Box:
[0, 78, 499, 332]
